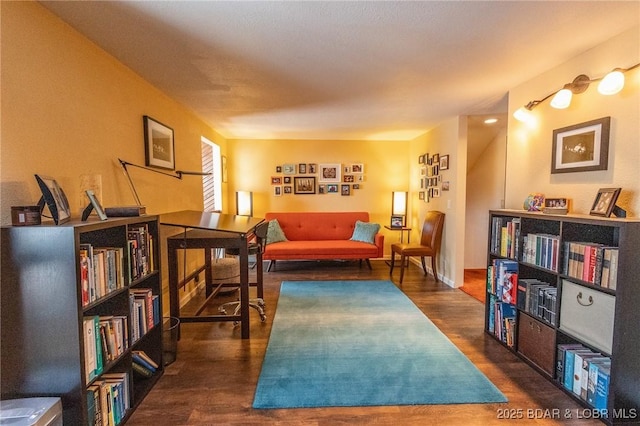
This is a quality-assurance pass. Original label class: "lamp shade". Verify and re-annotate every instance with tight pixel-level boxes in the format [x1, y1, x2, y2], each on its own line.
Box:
[392, 191, 408, 216]
[236, 191, 253, 216]
[598, 69, 625, 95]
[550, 88, 572, 109]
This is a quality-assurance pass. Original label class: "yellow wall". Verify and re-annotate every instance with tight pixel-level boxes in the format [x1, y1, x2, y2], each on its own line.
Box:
[409, 117, 467, 287]
[0, 2, 226, 311]
[507, 26, 640, 215]
[227, 138, 410, 255]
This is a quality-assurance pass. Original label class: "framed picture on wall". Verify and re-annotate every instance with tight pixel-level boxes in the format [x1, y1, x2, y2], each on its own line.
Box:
[326, 184, 339, 193]
[318, 163, 341, 183]
[551, 117, 610, 174]
[440, 155, 449, 170]
[143, 115, 175, 170]
[294, 177, 316, 194]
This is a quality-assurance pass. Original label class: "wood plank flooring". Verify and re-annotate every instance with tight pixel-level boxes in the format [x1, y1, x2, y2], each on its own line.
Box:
[127, 260, 599, 425]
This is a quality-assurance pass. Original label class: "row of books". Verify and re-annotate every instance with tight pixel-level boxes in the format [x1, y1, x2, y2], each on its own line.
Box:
[562, 242, 619, 289]
[488, 295, 517, 348]
[84, 316, 129, 382]
[487, 259, 518, 305]
[517, 279, 558, 326]
[490, 217, 521, 259]
[86, 372, 130, 426]
[80, 245, 126, 307]
[522, 233, 561, 272]
[127, 223, 155, 282]
[131, 350, 160, 378]
[556, 343, 611, 410]
[130, 288, 161, 344]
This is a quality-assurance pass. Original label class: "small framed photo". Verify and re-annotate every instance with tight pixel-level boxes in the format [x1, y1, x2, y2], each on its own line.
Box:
[283, 176, 292, 184]
[283, 164, 296, 175]
[83, 189, 107, 221]
[299, 163, 307, 174]
[274, 186, 282, 196]
[552, 117, 610, 174]
[343, 175, 354, 183]
[318, 163, 341, 183]
[326, 184, 339, 193]
[351, 163, 364, 173]
[590, 188, 621, 217]
[390, 215, 404, 228]
[35, 174, 71, 225]
[440, 155, 449, 170]
[294, 177, 316, 194]
[442, 181, 450, 191]
[309, 163, 317, 174]
[276, 165, 282, 173]
[419, 154, 425, 164]
[271, 176, 282, 185]
[284, 186, 292, 194]
[419, 191, 425, 200]
[432, 153, 440, 165]
[318, 184, 325, 194]
[143, 115, 175, 170]
[352, 184, 360, 190]
[341, 184, 350, 196]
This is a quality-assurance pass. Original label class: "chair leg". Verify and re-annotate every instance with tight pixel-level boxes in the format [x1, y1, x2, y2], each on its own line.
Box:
[389, 251, 395, 275]
[399, 256, 406, 283]
[365, 259, 372, 270]
[267, 260, 275, 272]
[432, 256, 438, 282]
[420, 256, 427, 275]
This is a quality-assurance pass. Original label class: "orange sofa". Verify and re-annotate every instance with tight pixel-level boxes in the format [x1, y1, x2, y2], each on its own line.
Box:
[263, 211, 384, 271]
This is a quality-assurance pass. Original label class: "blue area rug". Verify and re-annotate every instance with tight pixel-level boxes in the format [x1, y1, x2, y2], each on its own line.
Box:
[253, 280, 507, 409]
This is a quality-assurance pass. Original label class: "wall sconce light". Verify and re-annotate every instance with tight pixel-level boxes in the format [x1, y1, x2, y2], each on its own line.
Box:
[513, 63, 639, 122]
[391, 191, 408, 227]
[236, 191, 253, 216]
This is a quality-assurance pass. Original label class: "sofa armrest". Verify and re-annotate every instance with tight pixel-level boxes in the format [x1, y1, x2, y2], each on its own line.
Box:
[375, 233, 385, 257]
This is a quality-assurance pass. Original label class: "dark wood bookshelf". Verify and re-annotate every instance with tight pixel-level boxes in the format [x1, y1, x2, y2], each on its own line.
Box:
[485, 209, 640, 425]
[1, 215, 163, 425]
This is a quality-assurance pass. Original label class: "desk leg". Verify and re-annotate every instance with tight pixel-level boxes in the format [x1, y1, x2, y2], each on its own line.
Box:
[168, 241, 181, 340]
[239, 241, 250, 339]
[256, 250, 264, 299]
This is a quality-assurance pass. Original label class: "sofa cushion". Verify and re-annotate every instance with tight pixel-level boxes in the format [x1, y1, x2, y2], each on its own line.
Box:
[265, 240, 380, 258]
[350, 220, 380, 244]
[266, 219, 287, 245]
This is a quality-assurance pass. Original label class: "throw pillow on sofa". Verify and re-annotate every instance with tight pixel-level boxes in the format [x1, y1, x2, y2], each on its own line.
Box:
[350, 220, 380, 244]
[266, 219, 288, 244]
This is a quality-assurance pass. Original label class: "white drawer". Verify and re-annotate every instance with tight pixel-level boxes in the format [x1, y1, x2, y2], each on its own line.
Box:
[559, 279, 615, 354]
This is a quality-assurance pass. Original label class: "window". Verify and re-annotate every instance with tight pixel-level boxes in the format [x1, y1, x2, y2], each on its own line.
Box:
[201, 137, 222, 212]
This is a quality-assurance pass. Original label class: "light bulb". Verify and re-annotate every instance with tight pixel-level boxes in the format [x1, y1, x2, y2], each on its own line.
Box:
[598, 70, 624, 95]
[550, 88, 572, 109]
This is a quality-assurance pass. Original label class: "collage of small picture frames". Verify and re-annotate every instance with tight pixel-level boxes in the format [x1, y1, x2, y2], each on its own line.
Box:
[271, 163, 365, 196]
[418, 152, 449, 202]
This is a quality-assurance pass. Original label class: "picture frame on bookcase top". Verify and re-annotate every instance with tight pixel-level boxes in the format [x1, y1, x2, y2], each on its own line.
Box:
[35, 174, 71, 225]
[590, 188, 621, 217]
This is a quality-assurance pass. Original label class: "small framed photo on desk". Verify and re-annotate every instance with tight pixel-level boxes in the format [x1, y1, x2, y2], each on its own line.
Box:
[390, 215, 404, 229]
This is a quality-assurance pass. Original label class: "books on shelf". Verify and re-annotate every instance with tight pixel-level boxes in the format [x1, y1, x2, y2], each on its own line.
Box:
[488, 295, 517, 348]
[522, 233, 560, 272]
[490, 217, 521, 259]
[130, 288, 160, 344]
[132, 350, 159, 378]
[516, 278, 557, 326]
[127, 223, 155, 282]
[487, 259, 518, 304]
[555, 342, 611, 408]
[563, 242, 619, 289]
[79, 244, 125, 306]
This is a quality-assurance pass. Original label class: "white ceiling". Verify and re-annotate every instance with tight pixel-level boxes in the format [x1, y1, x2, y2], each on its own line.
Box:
[41, 1, 639, 141]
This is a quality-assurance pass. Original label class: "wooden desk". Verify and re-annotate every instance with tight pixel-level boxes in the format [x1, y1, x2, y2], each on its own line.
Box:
[161, 211, 265, 339]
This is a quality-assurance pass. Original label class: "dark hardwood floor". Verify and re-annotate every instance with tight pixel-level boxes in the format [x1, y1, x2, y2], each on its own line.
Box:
[128, 260, 599, 425]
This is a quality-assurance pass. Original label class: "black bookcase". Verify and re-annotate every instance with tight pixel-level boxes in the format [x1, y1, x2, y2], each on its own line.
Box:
[1, 216, 163, 425]
[486, 209, 640, 424]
